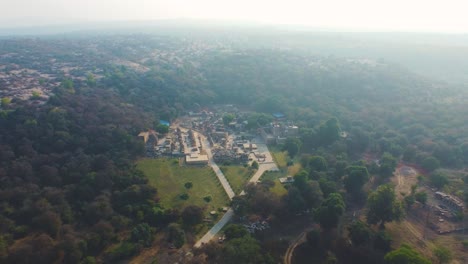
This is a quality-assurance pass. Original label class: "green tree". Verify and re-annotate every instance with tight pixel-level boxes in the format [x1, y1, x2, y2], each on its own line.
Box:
[283, 187, 306, 214]
[222, 236, 266, 264]
[344, 166, 370, 196]
[155, 124, 169, 134]
[168, 223, 185, 248]
[430, 172, 449, 189]
[223, 113, 235, 125]
[319, 177, 338, 198]
[61, 78, 74, 92]
[1, 97, 11, 106]
[306, 229, 321, 248]
[130, 223, 154, 247]
[384, 244, 431, 264]
[87, 73, 96, 87]
[414, 191, 427, 205]
[348, 221, 372, 246]
[433, 246, 452, 264]
[374, 231, 392, 252]
[231, 196, 249, 217]
[31, 91, 41, 100]
[422, 156, 440, 172]
[367, 184, 404, 228]
[380, 152, 397, 178]
[251, 161, 259, 170]
[309, 156, 328, 171]
[0, 235, 7, 260]
[293, 170, 309, 191]
[224, 224, 248, 240]
[182, 205, 203, 227]
[314, 193, 345, 230]
[317, 117, 341, 146]
[284, 137, 302, 157]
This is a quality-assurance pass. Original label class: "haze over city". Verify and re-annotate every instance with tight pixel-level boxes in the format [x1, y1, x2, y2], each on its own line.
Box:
[1, 0, 468, 32]
[1, 1, 468, 263]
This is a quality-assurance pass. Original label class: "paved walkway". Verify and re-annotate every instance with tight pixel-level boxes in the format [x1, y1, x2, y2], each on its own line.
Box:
[194, 208, 234, 247]
[202, 138, 236, 199]
[194, 136, 278, 247]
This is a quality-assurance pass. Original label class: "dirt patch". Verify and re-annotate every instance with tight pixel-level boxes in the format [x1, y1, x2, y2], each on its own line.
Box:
[393, 163, 419, 198]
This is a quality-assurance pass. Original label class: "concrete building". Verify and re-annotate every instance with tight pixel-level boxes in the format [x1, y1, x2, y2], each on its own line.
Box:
[435, 192, 465, 211]
[279, 176, 294, 184]
[186, 153, 209, 165]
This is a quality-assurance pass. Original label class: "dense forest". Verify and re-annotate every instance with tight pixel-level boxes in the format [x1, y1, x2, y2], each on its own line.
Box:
[0, 31, 467, 263]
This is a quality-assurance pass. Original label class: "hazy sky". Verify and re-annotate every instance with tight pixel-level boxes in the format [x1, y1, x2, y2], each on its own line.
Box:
[1, 0, 468, 32]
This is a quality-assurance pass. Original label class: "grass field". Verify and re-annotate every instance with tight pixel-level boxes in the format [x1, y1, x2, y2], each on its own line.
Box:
[220, 165, 254, 194]
[270, 146, 303, 176]
[137, 158, 229, 214]
[261, 171, 288, 196]
[270, 146, 288, 168]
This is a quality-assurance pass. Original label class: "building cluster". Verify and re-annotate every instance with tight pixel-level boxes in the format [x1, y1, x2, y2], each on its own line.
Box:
[435, 191, 465, 211]
[139, 127, 210, 165]
[0, 65, 56, 103]
[142, 106, 299, 166]
[138, 130, 158, 157]
[259, 122, 299, 145]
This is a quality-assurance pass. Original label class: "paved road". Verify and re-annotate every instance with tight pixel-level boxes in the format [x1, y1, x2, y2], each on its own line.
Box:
[194, 135, 278, 247]
[194, 208, 234, 247]
[202, 137, 236, 199]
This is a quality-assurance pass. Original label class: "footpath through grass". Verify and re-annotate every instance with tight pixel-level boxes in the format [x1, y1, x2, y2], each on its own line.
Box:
[220, 165, 254, 194]
[137, 158, 229, 214]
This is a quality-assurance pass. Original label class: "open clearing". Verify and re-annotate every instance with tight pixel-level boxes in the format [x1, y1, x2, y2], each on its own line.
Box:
[388, 164, 468, 263]
[220, 165, 254, 194]
[137, 158, 229, 214]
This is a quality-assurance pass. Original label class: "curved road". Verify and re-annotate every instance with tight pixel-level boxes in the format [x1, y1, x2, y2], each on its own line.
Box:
[284, 230, 309, 264]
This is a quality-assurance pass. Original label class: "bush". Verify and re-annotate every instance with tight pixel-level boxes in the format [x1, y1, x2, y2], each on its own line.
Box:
[179, 193, 189, 200]
[430, 172, 449, 189]
[184, 182, 193, 189]
[168, 223, 185, 248]
[462, 240, 468, 248]
[106, 242, 139, 261]
[130, 223, 154, 247]
[203, 195, 212, 203]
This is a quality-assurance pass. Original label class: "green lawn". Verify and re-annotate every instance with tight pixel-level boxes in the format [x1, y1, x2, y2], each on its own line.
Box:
[270, 146, 288, 168]
[137, 158, 229, 215]
[220, 165, 254, 194]
[261, 171, 288, 196]
[270, 146, 304, 175]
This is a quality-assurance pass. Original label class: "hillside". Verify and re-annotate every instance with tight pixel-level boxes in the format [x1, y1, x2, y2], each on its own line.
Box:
[0, 32, 467, 263]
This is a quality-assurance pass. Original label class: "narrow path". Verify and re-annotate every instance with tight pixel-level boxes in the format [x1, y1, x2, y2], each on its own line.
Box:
[284, 230, 309, 264]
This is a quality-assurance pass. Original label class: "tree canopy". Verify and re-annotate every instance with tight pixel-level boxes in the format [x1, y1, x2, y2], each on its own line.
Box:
[314, 193, 346, 230]
[367, 184, 404, 228]
[384, 244, 431, 264]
